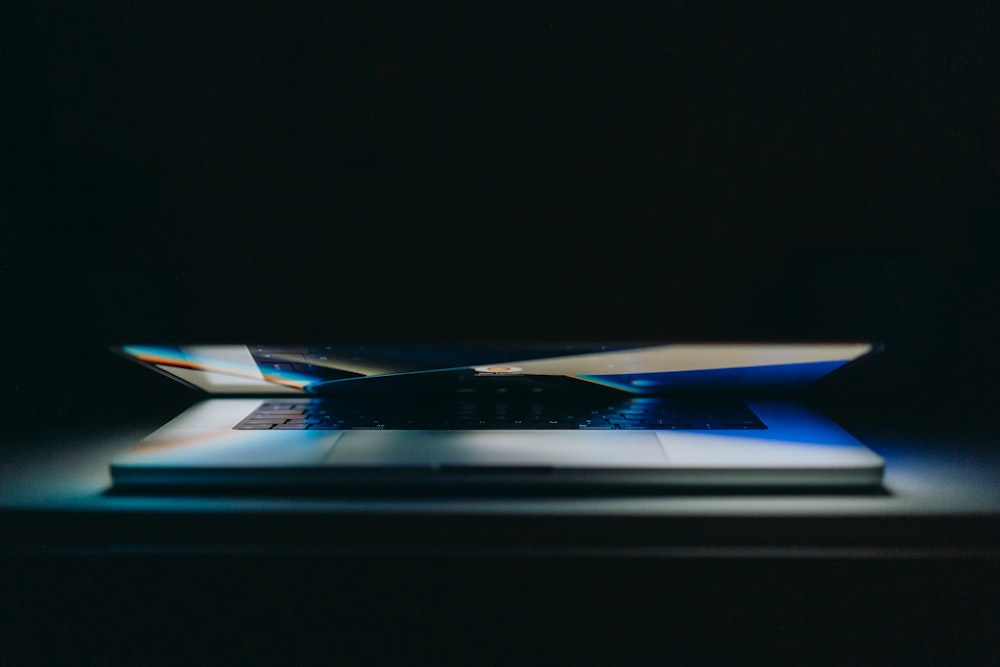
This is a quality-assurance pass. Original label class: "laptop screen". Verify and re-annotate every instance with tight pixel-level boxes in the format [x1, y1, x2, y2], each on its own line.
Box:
[116, 343, 875, 396]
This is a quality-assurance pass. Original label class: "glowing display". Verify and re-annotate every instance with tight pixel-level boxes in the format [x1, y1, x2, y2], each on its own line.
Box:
[123, 345, 317, 389]
[117, 343, 875, 395]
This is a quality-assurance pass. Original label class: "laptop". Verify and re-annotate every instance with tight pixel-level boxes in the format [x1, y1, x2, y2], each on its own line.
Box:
[110, 343, 884, 489]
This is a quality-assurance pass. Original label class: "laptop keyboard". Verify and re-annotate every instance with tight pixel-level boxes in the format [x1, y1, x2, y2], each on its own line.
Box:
[235, 398, 766, 431]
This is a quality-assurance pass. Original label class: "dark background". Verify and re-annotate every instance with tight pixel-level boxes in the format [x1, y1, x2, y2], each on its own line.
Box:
[3, 4, 1000, 663]
[4, 2, 1000, 417]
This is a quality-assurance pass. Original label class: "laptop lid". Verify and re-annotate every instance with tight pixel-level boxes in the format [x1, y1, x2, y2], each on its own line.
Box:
[115, 343, 877, 396]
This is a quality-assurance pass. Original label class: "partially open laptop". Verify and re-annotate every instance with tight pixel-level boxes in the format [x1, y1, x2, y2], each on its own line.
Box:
[111, 343, 884, 489]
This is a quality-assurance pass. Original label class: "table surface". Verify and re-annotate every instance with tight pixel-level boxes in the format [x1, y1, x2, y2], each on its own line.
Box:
[4, 398, 1000, 665]
[3, 399, 1000, 555]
